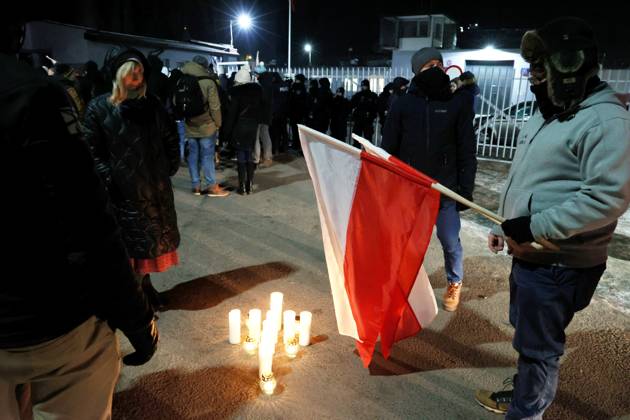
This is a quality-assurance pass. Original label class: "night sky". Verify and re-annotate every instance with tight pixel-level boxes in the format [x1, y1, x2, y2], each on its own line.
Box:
[39, 0, 629, 67]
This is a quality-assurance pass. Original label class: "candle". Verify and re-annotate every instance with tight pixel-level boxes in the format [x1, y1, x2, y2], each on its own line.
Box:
[283, 310, 296, 344]
[270, 292, 283, 314]
[258, 340, 276, 395]
[243, 335, 257, 355]
[261, 320, 278, 347]
[248, 309, 262, 342]
[258, 340, 274, 377]
[228, 309, 241, 344]
[270, 292, 283, 330]
[299, 311, 312, 346]
[285, 335, 299, 358]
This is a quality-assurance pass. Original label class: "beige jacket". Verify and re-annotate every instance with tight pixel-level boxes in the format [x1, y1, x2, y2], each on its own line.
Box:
[180, 61, 222, 138]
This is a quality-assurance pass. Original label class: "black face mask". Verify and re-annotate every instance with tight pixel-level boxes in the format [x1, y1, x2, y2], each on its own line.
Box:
[530, 81, 563, 120]
[415, 67, 451, 100]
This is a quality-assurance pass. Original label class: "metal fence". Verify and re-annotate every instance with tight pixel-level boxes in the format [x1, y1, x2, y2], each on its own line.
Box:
[271, 66, 630, 161]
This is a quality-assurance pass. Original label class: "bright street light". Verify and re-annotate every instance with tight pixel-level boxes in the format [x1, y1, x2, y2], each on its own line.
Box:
[230, 13, 254, 47]
[304, 43, 312, 65]
[237, 13, 253, 30]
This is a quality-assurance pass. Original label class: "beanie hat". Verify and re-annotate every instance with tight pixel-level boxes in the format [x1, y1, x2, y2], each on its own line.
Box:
[411, 47, 443, 74]
[111, 48, 150, 80]
[192, 55, 209, 68]
[360, 79, 370, 88]
[234, 68, 251, 85]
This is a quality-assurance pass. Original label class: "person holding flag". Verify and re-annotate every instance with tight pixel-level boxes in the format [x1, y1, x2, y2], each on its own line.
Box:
[382, 47, 477, 313]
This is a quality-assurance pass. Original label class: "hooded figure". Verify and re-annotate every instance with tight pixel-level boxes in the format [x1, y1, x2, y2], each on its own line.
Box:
[309, 77, 333, 133]
[331, 87, 351, 141]
[452, 71, 480, 115]
[224, 68, 264, 194]
[387, 76, 409, 118]
[377, 82, 394, 129]
[350, 79, 378, 145]
[476, 17, 630, 418]
[288, 73, 308, 151]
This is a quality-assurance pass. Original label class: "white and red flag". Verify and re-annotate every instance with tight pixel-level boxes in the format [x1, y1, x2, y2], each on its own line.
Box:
[299, 125, 440, 367]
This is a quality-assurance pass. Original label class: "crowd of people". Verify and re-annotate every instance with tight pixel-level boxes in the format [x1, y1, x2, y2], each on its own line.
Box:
[2, 13, 630, 420]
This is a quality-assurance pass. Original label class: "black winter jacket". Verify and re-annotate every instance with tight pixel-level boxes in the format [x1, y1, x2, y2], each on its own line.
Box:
[224, 83, 264, 151]
[0, 54, 152, 348]
[382, 75, 477, 200]
[82, 93, 180, 259]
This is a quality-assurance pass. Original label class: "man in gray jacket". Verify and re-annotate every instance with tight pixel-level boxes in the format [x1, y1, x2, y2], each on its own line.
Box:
[475, 18, 630, 418]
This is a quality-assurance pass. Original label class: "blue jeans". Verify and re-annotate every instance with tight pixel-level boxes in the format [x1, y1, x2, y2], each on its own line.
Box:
[435, 200, 463, 284]
[506, 259, 604, 419]
[176, 120, 186, 161]
[187, 135, 216, 188]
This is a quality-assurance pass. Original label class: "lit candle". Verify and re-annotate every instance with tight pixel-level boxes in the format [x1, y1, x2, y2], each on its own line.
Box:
[299, 311, 312, 346]
[248, 309, 262, 342]
[283, 310, 296, 344]
[270, 292, 283, 330]
[270, 292, 283, 313]
[258, 340, 274, 377]
[228, 309, 241, 344]
[243, 334, 257, 355]
[285, 335, 299, 358]
[258, 340, 276, 395]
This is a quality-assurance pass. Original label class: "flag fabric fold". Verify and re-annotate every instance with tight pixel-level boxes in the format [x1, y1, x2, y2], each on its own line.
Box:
[299, 125, 440, 367]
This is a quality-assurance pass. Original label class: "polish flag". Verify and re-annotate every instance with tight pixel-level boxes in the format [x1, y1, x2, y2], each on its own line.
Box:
[299, 125, 440, 367]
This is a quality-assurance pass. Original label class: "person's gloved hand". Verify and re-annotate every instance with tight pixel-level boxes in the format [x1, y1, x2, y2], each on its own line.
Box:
[456, 192, 473, 212]
[123, 319, 159, 366]
[501, 216, 534, 244]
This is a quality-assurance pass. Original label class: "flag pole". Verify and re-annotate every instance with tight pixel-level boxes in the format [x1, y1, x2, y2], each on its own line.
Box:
[288, 0, 292, 77]
[431, 182, 559, 251]
[350, 132, 558, 251]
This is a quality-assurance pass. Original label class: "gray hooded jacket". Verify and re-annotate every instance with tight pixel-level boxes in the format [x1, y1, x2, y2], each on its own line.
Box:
[493, 83, 630, 267]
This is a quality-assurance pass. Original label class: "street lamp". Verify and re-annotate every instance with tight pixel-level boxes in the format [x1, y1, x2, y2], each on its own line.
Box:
[230, 13, 253, 47]
[304, 43, 312, 66]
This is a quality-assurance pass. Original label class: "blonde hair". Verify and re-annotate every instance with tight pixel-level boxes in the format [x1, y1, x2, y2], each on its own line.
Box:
[109, 60, 147, 106]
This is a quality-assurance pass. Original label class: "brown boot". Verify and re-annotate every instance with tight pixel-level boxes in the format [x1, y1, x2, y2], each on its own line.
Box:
[442, 282, 462, 312]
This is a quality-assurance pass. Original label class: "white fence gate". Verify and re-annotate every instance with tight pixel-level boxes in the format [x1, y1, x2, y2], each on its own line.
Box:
[271, 66, 630, 161]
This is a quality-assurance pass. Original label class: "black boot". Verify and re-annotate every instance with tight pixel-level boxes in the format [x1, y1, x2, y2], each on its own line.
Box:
[237, 162, 247, 195]
[246, 162, 256, 194]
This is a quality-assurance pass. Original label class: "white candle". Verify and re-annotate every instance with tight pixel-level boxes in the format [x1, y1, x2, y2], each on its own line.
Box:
[299, 311, 312, 346]
[261, 320, 277, 346]
[258, 340, 274, 377]
[228, 309, 241, 344]
[248, 309, 262, 342]
[270, 292, 283, 330]
[283, 310, 296, 344]
[270, 292, 283, 313]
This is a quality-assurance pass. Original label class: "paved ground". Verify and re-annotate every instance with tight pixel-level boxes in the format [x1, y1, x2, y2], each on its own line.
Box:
[112, 156, 630, 420]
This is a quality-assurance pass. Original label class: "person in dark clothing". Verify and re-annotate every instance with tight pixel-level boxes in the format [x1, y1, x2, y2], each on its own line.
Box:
[147, 54, 170, 106]
[77, 60, 108, 107]
[377, 82, 394, 131]
[452, 71, 480, 115]
[289, 73, 308, 151]
[387, 76, 410, 114]
[382, 47, 477, 313]
[351, 79, 378, 146]
[311, 77, 333, 133]
[0, 22, 157, 419]
[82, 49, 181, 311]
[330, 87, 351, 141]
[305, 79, 320, 128]
[223, 68, 264, 195]
[270, 72, 290, 153]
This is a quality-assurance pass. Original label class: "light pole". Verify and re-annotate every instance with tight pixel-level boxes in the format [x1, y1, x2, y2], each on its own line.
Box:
[304, 43, 312, 66]
[230, 13, 253, 47]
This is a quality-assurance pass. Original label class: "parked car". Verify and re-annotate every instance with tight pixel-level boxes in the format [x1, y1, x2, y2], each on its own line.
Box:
[474, 100, 538, 146]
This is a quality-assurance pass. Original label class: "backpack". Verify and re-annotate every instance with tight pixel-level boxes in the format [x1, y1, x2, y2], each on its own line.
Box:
[173, 74, 211, 118]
